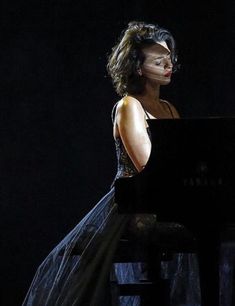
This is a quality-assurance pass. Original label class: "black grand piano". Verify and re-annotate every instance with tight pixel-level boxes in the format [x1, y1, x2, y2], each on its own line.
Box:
[114, 117, 235, 306]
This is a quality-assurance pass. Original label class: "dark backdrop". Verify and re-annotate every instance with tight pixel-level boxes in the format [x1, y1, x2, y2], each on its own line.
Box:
[1, 0, 234, 305]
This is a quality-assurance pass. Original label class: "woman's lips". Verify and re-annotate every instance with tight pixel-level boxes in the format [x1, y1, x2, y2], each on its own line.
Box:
[164, 71, 172, 77]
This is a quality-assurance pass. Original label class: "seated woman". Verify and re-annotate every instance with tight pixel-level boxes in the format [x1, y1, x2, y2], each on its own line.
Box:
[22, 21, 202, 306]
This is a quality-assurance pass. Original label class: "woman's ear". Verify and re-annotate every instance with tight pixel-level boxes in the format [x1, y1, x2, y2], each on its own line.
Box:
[137, 68, 142, 76]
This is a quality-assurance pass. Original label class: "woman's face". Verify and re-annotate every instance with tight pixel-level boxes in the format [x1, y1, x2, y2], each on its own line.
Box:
[140, 41, 173, 85]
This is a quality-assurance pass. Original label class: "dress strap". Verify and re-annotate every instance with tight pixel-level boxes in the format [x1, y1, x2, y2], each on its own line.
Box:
[111, 102, 119, 124]
[143, 107, 151, 120]
[161, 100, 175, 118]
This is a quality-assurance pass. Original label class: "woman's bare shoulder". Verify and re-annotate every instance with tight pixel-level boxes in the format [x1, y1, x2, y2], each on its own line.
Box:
[116, 95, 143, 115]
[113, 96, 146, 139]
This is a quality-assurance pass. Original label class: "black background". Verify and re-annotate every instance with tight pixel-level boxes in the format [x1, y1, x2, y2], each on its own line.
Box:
[1, 0, 234, 305]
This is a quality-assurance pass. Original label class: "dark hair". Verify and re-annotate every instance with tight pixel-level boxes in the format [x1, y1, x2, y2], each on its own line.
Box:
[107, 21, 178, 96]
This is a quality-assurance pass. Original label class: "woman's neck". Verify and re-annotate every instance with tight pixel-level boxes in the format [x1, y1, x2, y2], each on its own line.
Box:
[134, 83, 161, 112]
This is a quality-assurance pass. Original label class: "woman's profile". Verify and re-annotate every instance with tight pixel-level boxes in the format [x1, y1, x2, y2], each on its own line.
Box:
[22, 21, 202, 306]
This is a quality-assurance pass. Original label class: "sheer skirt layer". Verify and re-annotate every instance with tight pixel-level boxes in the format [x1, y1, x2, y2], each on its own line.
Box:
[22, 189, 128, 306]
[22, 188, 235, 306]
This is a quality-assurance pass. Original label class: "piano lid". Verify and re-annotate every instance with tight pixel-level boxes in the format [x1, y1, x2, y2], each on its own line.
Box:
[114, 117, 235, 223]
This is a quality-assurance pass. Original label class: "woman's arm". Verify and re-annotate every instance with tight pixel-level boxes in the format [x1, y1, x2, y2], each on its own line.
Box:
[116, 96, 151, 172]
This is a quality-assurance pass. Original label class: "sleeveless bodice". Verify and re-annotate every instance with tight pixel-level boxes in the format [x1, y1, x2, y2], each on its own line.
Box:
[113, 127, 152, 181]
[111, 100, 153, 181]
[114, 137, 138, 180]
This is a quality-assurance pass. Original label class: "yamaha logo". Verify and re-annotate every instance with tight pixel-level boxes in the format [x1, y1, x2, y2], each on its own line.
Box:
[183, 161, 223, 187]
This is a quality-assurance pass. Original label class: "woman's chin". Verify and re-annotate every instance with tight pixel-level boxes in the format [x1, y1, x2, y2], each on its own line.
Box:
[160, 79, 171, 86]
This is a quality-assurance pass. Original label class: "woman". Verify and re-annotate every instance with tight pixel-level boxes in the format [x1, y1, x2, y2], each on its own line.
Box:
[108, 21, 180, 175]
[107, 21, 200, 306]
[22, 21, 201, 306]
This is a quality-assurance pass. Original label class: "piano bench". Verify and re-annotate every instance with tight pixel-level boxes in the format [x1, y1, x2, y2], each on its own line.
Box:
[114, 222, 197, 262]
[112, 222, 197, 305]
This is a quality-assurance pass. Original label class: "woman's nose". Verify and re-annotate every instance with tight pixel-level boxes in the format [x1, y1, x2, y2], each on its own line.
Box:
[164, 59, 172, 69]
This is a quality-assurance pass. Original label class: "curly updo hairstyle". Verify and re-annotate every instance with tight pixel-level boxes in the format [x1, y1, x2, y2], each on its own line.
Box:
[107, 21, 178, 96]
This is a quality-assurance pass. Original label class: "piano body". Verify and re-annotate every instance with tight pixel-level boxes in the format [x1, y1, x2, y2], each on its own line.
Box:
[114, 117, 235, 306]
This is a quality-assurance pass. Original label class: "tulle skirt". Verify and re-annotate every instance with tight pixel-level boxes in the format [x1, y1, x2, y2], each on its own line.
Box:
[22, 187, 234, 306]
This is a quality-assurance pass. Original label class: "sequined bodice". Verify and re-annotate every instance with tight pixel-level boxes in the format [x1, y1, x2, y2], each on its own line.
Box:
[113, 127, 151, 180]
[113, 137, 138, 180]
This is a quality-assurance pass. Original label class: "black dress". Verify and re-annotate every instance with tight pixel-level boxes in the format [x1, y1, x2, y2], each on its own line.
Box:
[22, 103, 234, 306]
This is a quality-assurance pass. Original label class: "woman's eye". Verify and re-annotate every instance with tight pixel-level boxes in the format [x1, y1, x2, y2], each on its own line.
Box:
[155, 60, 161, 65]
